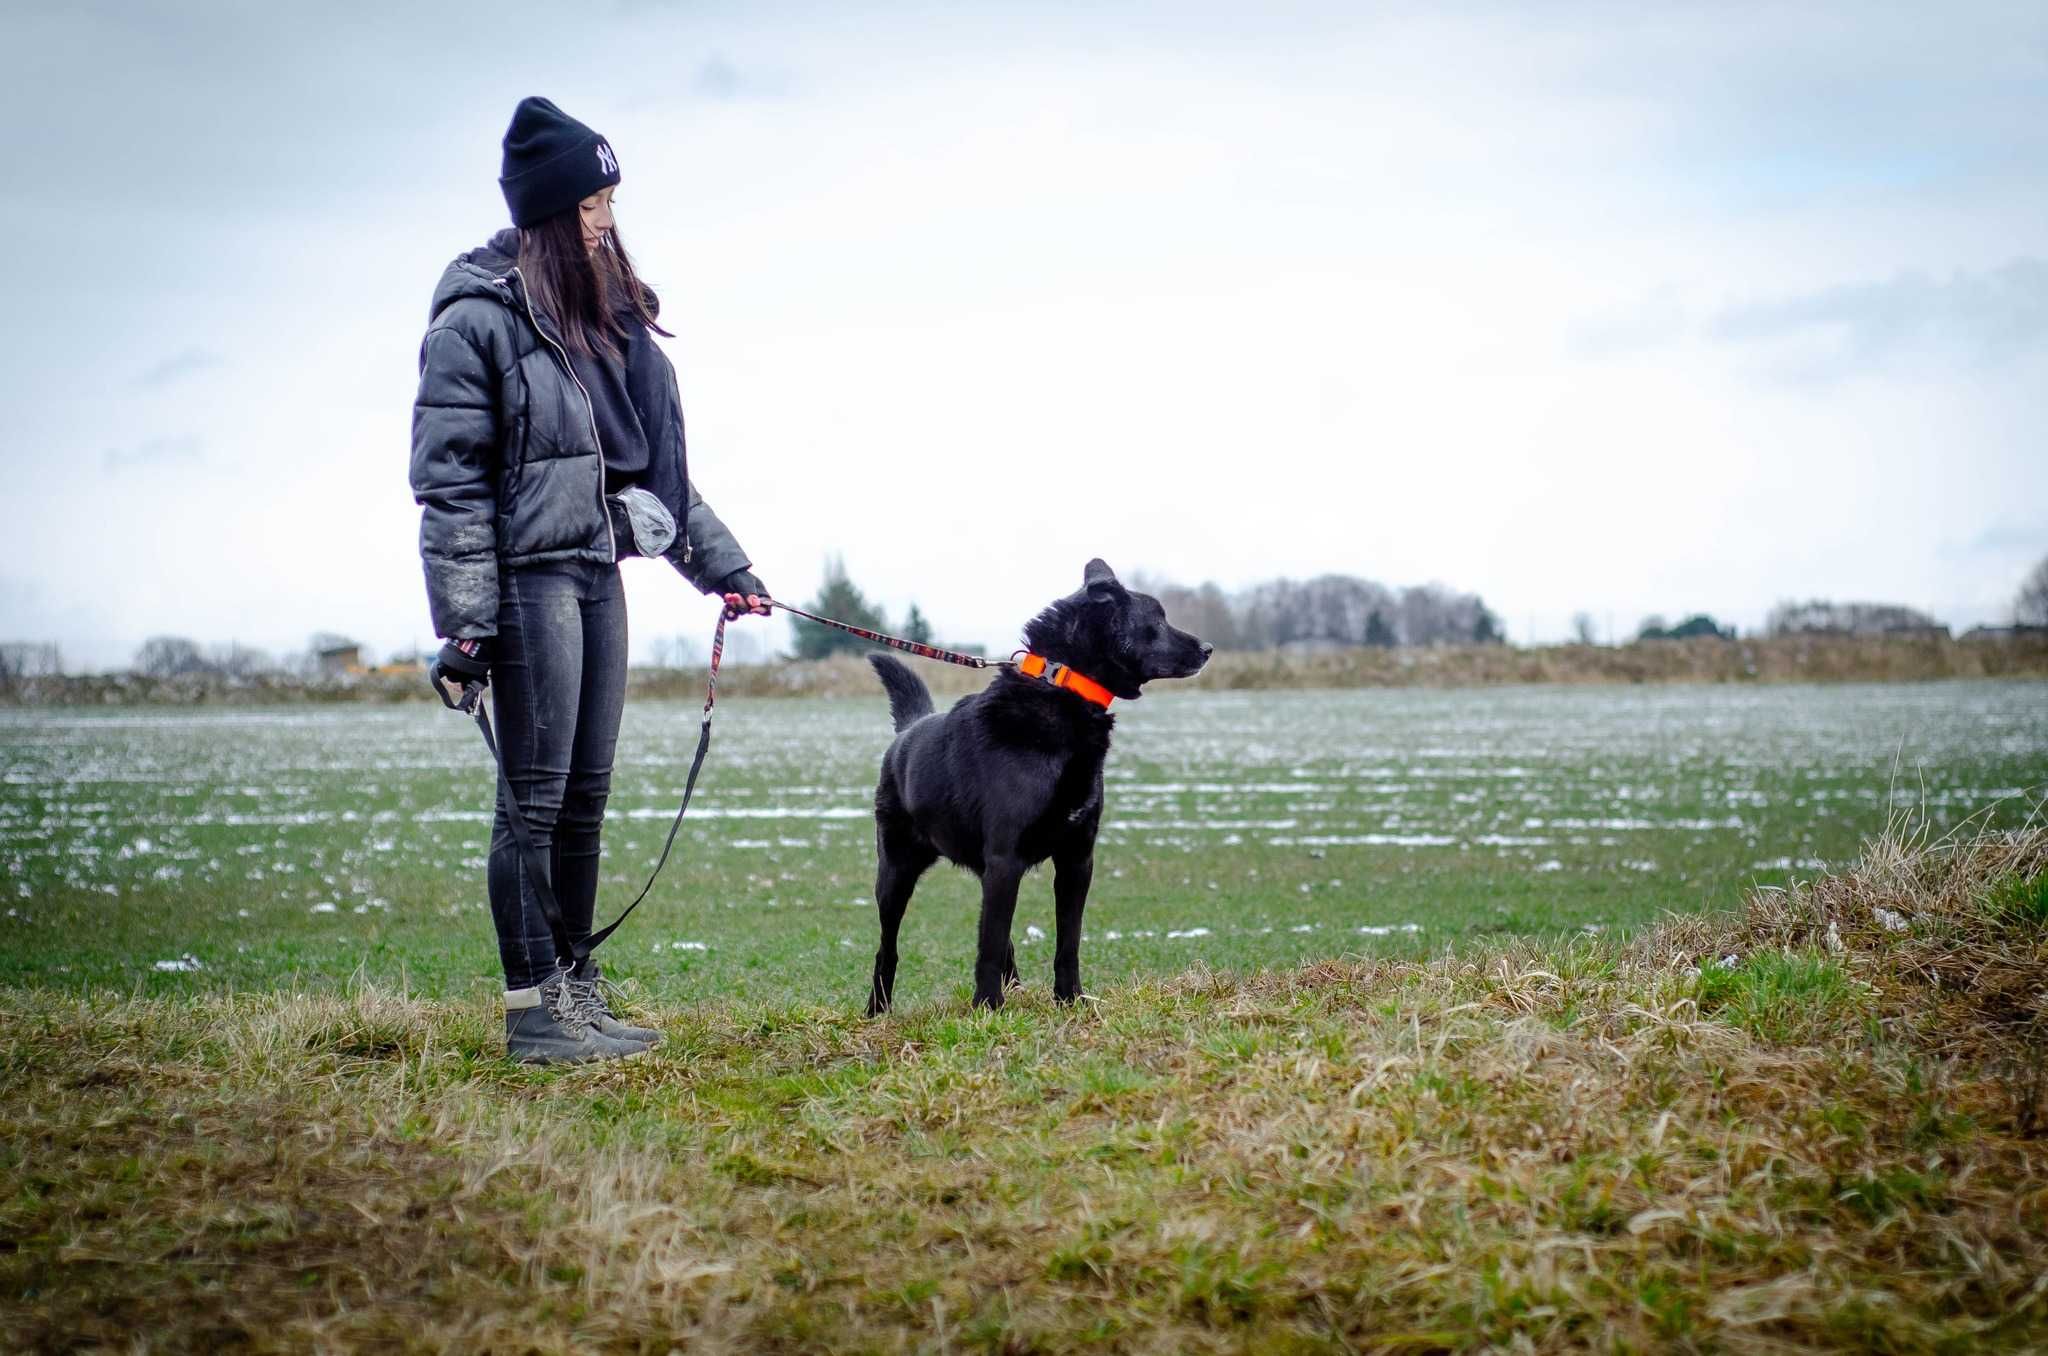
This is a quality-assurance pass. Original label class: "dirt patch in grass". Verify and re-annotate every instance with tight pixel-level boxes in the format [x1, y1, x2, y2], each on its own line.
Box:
[4, 824, 2047, 1352]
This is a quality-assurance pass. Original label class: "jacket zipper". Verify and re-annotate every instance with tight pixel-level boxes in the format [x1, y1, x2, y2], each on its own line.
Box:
[670, 366, 692, 563]
[508, 267, 617, 564]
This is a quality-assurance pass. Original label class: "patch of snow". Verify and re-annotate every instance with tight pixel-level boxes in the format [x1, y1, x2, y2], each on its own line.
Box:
[309, 902, 337, 914]
[1167, 927, 1211, 939]
[1872, 906, 1910, 933]
[670, 940, 709, 951]
[153, 953, 203, 973]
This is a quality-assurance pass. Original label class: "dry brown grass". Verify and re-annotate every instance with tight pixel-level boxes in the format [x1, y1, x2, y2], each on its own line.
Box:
[1182, 632, 2048, 692]
[628, 633, 2048, 700]
[5, 822, 2047, 1352]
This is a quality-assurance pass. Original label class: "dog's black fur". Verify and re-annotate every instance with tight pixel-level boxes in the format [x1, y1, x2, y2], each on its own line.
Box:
[863, 559, 1210, 1014]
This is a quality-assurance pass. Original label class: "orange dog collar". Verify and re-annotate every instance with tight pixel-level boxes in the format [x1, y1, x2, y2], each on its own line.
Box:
[1015, 652, 1115, 709]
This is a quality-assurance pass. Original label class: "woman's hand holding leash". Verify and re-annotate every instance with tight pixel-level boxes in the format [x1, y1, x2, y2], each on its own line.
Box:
[430, 638, 491, 712]
[719, 568, 772, 620]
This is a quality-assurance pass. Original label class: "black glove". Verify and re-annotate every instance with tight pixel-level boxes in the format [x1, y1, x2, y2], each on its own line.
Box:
[429, 638, 491, 711]
[719, 569, 771, 619]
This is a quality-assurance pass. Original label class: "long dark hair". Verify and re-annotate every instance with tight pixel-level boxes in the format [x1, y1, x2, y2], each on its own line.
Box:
[517, 206, 672, 360]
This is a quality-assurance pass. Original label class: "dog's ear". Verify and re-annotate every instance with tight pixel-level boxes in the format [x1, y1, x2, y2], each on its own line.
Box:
[1083, 558, 1124, 604]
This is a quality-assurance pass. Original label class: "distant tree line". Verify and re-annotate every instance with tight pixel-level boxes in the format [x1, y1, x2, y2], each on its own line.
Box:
[1137, 573, 1503, 650]
[1764, 600, 1944, 637]
[126, 633, 402, 679]
[11, 551, 2043, 682]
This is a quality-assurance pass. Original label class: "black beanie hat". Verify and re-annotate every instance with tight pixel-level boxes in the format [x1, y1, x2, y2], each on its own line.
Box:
[498, 96, 622, 227]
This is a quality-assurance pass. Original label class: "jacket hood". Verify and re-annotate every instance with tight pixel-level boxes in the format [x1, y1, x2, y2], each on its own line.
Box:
[427, 228, 524, 322]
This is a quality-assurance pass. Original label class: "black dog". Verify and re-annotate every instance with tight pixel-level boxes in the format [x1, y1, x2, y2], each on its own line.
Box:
[863, 559, 1211, 1014]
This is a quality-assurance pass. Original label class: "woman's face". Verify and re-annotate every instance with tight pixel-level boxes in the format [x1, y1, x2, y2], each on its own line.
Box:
[579, 185, 616, 255]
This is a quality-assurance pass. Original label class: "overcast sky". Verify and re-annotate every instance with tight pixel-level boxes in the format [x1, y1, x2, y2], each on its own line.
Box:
[3, 0, 2043, 670]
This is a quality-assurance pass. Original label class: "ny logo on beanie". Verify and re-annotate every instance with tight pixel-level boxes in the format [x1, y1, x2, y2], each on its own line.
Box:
[595, 143, 618, 175]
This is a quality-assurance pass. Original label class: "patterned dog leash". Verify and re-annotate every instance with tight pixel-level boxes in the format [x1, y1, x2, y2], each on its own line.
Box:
[761, 598, 1006, 672]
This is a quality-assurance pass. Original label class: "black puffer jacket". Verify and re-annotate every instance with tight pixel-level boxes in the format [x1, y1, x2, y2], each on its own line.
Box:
[409, 229, 751, 641]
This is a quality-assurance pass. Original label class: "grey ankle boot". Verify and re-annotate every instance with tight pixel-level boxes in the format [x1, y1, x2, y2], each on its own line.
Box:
[505, 968, 650, 1065]
[568, 958, 662, 1045]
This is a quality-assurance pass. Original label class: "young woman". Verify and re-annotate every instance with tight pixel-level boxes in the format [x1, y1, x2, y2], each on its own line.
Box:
[410, 96, 770, 1064]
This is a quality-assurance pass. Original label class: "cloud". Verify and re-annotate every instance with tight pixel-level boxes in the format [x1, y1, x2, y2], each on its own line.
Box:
[1709, 256, 2048, 376]
[692, 54, 788, 101]
[135, 346, 223, 386]
[104, 434, 202, 472]
[1938, 521, 2048, 561]
[1568, 286, 1689, 358]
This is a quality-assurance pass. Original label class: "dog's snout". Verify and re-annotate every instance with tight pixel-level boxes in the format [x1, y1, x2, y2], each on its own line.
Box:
[1200, 641, 1214, 658]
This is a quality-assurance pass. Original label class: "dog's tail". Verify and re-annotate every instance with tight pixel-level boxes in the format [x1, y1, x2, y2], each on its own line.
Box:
[868, 654, 934, 732]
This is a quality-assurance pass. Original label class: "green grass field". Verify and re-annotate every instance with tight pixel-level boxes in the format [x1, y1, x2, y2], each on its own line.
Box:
[4, 679, 2048, 1351]
[2, 680, 2042, 1006]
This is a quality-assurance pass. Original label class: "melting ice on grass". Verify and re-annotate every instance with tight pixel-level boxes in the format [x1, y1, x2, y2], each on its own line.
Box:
[152, 953, 202, 972]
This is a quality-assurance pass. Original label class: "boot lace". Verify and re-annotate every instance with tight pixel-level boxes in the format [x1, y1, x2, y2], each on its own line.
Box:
[564, 970, 614, 1027]
[540, 969, 598, 1033]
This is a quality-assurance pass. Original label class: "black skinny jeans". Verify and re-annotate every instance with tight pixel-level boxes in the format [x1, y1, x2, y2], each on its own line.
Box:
[486, 559, 628, 989]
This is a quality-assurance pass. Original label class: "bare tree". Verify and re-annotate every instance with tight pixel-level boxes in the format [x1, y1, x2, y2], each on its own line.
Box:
[1144, 577, 1246, 651]
[134, 636, 209, 678]
[2018, 554, 2048, 626]
[1571, 612, 1598, 646]
[209, 642, 274, 678]
[1137, 570, 1505, 650]
[1766, 599, 1942, 636]
[1396, 582, 1501, 646]
[649, 633, 701, 668]
[0, 642, 62, 679]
